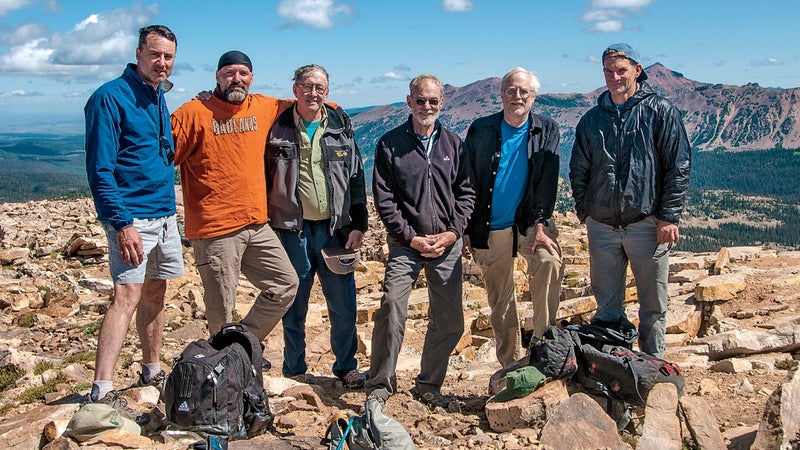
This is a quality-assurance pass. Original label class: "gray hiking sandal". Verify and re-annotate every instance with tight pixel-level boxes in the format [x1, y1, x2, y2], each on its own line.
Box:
[127, 369, 166, 399]
[93, 390, 151, 426]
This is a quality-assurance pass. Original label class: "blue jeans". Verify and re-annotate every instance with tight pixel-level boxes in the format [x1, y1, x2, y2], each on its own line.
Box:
[276, 221, 358, 378]
[586, 216, 669, 357]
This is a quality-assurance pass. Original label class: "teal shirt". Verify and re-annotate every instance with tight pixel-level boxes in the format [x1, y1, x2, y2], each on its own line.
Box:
[490, 120, 529, 230]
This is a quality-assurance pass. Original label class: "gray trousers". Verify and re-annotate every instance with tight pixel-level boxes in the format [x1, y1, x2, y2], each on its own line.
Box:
[586, 216, 669, 357]
[366, 236, 464, 400]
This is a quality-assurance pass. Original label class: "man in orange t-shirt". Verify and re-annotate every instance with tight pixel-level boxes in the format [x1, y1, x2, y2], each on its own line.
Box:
[171, 50, 298, 342]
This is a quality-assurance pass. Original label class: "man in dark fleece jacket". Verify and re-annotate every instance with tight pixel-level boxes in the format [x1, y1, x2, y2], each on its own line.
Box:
[367, 74, 475, 410]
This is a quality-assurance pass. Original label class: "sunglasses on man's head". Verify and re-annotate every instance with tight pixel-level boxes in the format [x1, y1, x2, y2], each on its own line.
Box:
[159, 135, 174, 165]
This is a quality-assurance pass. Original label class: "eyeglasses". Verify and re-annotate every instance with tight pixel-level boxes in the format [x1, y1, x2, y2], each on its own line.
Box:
[159, 135, 174, 165]
[653, 242, 673, 258]
[503, 87, 533, 98]
[414, 97, 440, 106]
[296, 83, 328, 95]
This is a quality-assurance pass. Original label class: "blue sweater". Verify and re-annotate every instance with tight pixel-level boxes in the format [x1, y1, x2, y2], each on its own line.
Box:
[84, 64, 176, 230]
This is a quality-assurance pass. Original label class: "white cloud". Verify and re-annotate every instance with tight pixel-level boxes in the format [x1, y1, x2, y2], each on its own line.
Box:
[74, 13, 99, 31]
[589, 20, 623, 33]
[370, 71, 411, 84]
[0, 0, 33, 16]
[62, 90, 88, 99]
[382, 72, 407, 80]
[443, 0, 473, 13]
[582, 0, 650, 33]
[0, 22, 49, 45]
[0, 4, 159, 79]
[0, 89, 43, 98]
[751, 57, 782, 67]
[581, 10, 619, 22]
[277, 0, 355, 30]
[591, 0, 650, 8]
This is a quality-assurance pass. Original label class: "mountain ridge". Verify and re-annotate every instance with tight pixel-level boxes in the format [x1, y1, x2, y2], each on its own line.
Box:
[351, 63, 800, 159]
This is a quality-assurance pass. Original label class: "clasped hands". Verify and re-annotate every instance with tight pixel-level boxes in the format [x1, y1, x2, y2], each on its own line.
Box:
[411, 231, 457, 259]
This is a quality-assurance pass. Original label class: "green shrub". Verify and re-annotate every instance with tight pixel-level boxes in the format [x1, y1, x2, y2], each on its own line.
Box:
[775, 359, 797, 371]
[63, 352, 95, 365]
[0, 366, 25, 392]
[83, 320, 101, 337]
[0, 403, 15, 417]
[18, 374, 68, 404]
[120, 354, 133, 370]
[33, 361, 55, 376]
[18, 312, 35, 328]
[70, 382, 92, 395]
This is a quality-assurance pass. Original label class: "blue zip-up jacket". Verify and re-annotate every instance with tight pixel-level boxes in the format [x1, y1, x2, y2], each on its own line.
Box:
[84, 63, 176, 230]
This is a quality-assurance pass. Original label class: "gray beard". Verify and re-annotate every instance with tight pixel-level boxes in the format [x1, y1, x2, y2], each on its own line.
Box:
[224, 87, 247, 103]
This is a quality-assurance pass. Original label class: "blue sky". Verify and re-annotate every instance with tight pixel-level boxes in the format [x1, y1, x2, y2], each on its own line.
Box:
[0, 0, 798, 133]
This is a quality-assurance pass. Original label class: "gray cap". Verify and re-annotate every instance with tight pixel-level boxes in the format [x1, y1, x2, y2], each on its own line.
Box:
[602, 43, 647, 81]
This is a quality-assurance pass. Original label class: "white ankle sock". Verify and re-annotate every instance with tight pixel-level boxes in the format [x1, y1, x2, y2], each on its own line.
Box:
[91, 380, 113, 401]
[142, 363, 161, 383]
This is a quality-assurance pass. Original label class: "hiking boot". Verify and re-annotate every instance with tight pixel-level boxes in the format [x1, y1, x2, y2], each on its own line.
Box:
[339, 369, 366, 389]
[127, 369, 166, 399]
[93, 390, 151, 426]
[410, 385, 450, 409]
[288, 373, 313, 384]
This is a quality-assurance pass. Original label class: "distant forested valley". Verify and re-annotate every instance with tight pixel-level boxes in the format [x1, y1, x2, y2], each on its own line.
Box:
[1, 132, 798, 253]
[677, 148, 800, 252]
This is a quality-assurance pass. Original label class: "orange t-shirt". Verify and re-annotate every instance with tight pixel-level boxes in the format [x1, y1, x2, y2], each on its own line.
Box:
[171, 94, 294, 239]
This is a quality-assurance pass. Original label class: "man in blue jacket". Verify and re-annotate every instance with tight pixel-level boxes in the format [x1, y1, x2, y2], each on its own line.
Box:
[569, 44, 691, 357]
[84, 25, 184, 420]
[367, 74, 475, 410]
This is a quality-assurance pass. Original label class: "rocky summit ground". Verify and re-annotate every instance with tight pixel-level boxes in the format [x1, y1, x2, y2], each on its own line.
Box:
[0, 194, 798, 449]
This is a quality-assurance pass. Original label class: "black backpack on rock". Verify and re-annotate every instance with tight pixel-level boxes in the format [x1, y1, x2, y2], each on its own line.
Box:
[527, 325, 579, 381]
[566, 321, 638, 350]
[568, 323, 684, 407]
[526, 323, 684, 407]
[165, 323, 273, 439]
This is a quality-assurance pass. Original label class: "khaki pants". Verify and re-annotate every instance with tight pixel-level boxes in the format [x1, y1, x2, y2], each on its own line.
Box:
[472, 222, 565, 367]
[191, 223, 299, 341]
